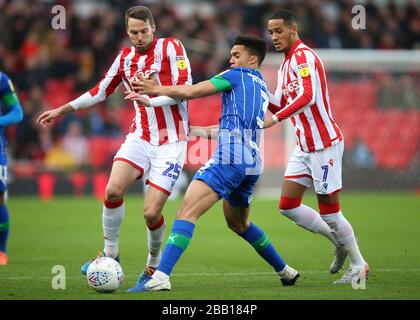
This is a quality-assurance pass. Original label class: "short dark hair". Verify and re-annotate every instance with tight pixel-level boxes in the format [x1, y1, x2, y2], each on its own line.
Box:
[269, 9, 297, 27]
[233, 35, 268, 67]
[125, 6, 154, 27]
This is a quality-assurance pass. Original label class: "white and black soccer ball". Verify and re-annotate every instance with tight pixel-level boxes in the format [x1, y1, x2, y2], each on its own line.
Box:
[86, 257, 124, 293]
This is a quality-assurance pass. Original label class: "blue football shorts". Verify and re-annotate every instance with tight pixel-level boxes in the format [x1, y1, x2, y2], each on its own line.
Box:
[193, 144, 261, 208]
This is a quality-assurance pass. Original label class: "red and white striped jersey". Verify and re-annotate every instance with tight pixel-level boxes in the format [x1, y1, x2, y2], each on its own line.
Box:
[269, 39, 342, 152]
[73, 37, 192, 145]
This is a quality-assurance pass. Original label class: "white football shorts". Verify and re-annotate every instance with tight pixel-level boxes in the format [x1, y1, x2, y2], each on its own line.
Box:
[114, 133, 187, 195]
[284, 141, 344, 195]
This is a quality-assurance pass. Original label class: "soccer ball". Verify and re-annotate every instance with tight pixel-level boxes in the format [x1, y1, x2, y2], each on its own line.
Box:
[86, 257, 124, 293]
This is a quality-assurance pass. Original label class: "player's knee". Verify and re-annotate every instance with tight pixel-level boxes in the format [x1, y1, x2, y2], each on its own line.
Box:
[105, 183, 124, 202]
[278, 196, 302, 213]
[143, 203, 161, 223]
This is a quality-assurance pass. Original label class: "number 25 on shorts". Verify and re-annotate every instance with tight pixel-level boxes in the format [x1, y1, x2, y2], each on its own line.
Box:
[162, 162, 181, 180]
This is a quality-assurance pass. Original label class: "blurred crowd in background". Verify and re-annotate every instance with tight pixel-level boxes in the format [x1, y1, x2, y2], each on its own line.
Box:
[0, 0, 419, 173]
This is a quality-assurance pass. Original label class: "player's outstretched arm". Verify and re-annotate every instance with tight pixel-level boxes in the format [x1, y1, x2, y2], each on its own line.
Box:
[133, 74, 218, 100]
[272, 50, 316, 123]
[0, 74, 23, 126]
[123, 92, 179, 108]
[189, 125, 219, 139]
[36, 103, 76, 128]
[37, 49, 127, 128]
[0, 102, 23, 126]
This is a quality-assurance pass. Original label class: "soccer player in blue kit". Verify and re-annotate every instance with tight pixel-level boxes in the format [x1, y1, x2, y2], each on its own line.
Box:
[0, 71, 24, 265]
[125, 35, 300, 291]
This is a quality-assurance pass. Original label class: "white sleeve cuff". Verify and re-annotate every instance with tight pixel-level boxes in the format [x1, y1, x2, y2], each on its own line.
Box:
[69, 92, 95, 110]
[272, 114, 280, 123]
[149, 95, 179, 107]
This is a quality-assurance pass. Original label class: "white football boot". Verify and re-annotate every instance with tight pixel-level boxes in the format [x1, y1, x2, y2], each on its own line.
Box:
[333, 263, 370, 284]
[279, 265, 300, 286]
[142, 276, 171, 291]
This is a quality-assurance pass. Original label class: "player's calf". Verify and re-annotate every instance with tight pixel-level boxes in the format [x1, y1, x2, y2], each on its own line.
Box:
[145, 215, 166, 270]
[103, 198, 125, 258]
[225, 216, 248, 235]
[279, 196, 339, 246]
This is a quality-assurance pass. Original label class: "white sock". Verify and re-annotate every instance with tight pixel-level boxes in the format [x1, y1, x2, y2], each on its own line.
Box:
[321, 211, 366, 267]
[102, 200, 125, 259]
[280, 204, 339, 247]
[146, 216, 166, 268]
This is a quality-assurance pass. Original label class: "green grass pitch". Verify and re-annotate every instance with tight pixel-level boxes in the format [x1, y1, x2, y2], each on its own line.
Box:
[1, 193, 419, 300]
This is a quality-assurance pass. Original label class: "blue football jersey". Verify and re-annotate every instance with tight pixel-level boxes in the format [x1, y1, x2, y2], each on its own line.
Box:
[0, 71, 24, 165]
[193, 67, 269, 207]
[213, 67, 268, 152]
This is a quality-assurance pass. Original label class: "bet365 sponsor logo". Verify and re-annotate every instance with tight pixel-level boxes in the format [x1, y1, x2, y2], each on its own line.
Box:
[282, 80, 299, 96]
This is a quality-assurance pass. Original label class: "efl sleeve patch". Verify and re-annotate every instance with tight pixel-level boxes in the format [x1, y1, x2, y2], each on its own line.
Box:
[298, 63, 310, 78]
[176, 56, 187, 70]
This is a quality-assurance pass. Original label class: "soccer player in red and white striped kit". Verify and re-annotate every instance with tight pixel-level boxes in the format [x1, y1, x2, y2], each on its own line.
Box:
[37, 6, 192, 282]
[264, 9, 369, 284]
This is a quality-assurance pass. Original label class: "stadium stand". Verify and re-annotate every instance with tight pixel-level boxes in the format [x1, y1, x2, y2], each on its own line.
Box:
[1, 0, 419, 193]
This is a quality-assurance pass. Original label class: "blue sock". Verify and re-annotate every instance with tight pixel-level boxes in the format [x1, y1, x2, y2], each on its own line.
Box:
[241, 223, 286, 272]
[0, 204, 10, 253]
[157, 219, 195, 276]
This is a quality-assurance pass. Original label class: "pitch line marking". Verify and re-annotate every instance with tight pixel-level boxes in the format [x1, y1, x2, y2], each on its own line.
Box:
[2, 268, 420, 281]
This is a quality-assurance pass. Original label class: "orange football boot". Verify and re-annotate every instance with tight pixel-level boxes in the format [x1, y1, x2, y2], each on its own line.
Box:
[0, 251, 8, 265]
